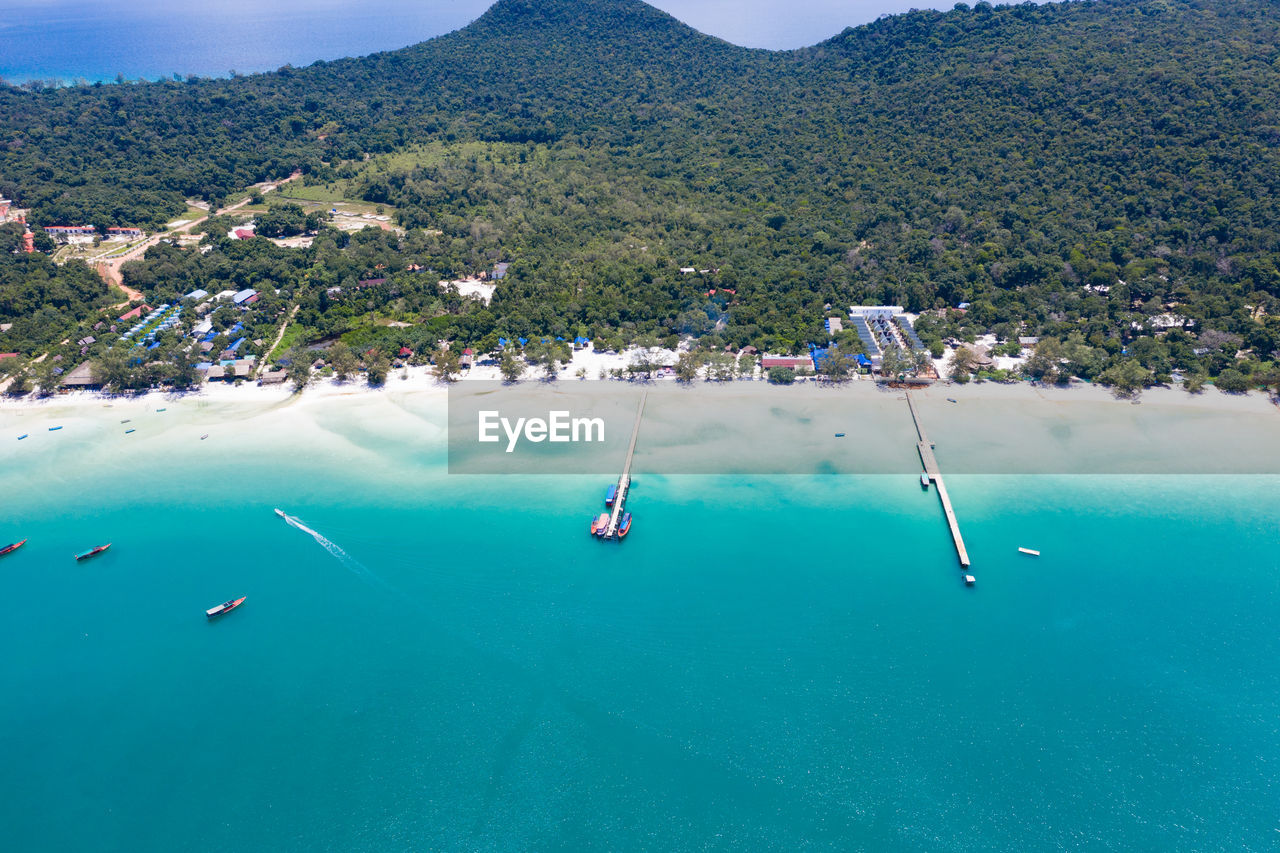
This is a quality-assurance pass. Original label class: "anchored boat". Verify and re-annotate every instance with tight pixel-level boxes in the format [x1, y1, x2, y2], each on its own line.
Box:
[605, 484, 617, 506]
[206, 596, 246, 619]
[591, 512, 609, 536]
[1018, 547, 1041, 557]
[0, 538, 27, 556]
[618, 513, 632, 538]
[74, 543, 111, 561]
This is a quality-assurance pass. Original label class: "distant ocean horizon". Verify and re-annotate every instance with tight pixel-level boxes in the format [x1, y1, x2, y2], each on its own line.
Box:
[0, 1, 492, 84]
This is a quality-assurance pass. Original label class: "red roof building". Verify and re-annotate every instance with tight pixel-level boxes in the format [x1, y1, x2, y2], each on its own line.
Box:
[398, 347, 413, 357]
[761, 355, 814, 371]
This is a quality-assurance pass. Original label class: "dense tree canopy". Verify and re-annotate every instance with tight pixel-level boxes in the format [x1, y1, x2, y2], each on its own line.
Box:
[2, 0, 1279, 387]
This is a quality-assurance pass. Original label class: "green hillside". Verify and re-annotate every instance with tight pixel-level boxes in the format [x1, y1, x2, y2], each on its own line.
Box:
[2, 0, 1279, 386]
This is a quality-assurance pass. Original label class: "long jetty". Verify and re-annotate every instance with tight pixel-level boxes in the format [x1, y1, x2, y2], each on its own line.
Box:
[603, 391, 647, 540]
[906, 393, 971, 570]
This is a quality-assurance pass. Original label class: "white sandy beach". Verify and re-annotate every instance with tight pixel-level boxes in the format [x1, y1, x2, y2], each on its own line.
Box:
[3, 367, 1277, 481]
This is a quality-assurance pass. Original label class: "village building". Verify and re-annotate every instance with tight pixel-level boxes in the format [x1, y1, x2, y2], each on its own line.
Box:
[105, 227, 144, 241]
[44, 225, 97, 244]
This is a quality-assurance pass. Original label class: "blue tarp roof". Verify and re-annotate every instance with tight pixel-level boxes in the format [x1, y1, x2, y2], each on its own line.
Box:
[498, 338, 508, 346]
[228, 337, 246, 352]
[855, 354, 872, 367]
[574, 336, 589, 344]
[146, 341, 160, 350]
[518, 337, 528, 346]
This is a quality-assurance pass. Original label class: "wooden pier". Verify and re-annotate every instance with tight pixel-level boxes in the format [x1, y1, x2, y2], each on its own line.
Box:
[603, 391, 647, 540]
[906, 393, 971, 569]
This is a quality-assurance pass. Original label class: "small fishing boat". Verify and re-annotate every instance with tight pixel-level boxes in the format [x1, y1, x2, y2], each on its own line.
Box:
[48, 426, 63, 431]
[0, 539, 27, 556]
[964, 574, 976, 586]
[591, 512, 609, 536]
[618, 513, 632, 538]
[74, 543, 111, 561]
[274, 508, 286, 519]
[125, 429, 136, 434]
[200, 434, 209, 440]
[920, 473, 930, 489]
[605, 484, 617, 506]
[121, 419, 131, 424]
[1018, 547, 1041, 557]
[206, 596, 246, 619]
[17, 434, 27, 440]
[834, 432, 846, 437]
[947, 398, 957, 403]
[156, 408, 167, 412]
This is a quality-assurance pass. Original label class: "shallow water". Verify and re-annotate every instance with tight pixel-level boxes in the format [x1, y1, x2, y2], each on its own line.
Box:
[1, 389, 1277, 850]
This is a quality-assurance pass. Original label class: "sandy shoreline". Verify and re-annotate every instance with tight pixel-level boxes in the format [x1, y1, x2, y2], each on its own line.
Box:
[3, 372, 1277, 479]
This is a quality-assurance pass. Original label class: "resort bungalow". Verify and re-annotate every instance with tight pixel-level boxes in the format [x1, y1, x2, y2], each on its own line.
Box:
[259, 369, 287, 385]
[60, 361, 101, 390]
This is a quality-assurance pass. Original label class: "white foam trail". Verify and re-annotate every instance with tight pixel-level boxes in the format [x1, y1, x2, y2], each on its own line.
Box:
[275, 508, 388, 590]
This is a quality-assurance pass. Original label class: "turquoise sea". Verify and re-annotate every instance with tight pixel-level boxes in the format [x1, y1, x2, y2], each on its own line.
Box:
[1, 416, 1278, 850]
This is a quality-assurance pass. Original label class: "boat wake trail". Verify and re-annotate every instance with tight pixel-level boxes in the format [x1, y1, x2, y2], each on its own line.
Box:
[275, 508, 391, 591]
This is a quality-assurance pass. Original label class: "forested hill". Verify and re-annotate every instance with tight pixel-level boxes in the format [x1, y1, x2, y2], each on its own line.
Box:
[2, 0, 1280, 378]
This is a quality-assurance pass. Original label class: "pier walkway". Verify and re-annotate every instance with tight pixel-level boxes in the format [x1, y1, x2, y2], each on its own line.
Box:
[603, 391, 647, 540]
[906, 393, 971, 569]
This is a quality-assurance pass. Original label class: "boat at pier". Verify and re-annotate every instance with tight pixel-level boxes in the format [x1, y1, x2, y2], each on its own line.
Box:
[920, 473, 930, 489]
[0, 539, 27, 556]
[605, 484, 617, 506]
[618, 513, 632, 538]
[74, 543, 111, 561]
[206, 596, 246, 619]
[591, 513, 608, 536]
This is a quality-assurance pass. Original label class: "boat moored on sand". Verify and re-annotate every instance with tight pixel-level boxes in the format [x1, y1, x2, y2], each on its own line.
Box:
[206, 596, 246, 619]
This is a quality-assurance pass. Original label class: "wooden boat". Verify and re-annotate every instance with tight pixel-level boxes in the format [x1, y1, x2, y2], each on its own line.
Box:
[74, 543, 111, 561]
[156, 408, 167, 412]
[200, 434, 209, 440]
[920, 473, 930, 489]
[206, 596, 246, 619]
[834, 432, 846, 437]
[591, 512, 609, 536]
[48, 426, 63, 431]
[0, 539, 27, 556]
[605, 484, 617, 506]
[125, 429, 136, 434]
[17, 434, 27, 440]
[1018, 547, 1040, 557]
[618, 513, 632, 538]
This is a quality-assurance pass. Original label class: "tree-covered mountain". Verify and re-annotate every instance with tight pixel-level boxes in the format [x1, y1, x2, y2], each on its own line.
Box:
[2, 0, 1280, 384]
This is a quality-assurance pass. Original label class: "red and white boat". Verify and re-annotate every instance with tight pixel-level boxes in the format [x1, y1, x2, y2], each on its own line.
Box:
[206, 596, 246, 619]
[0, 538, 26, 556]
